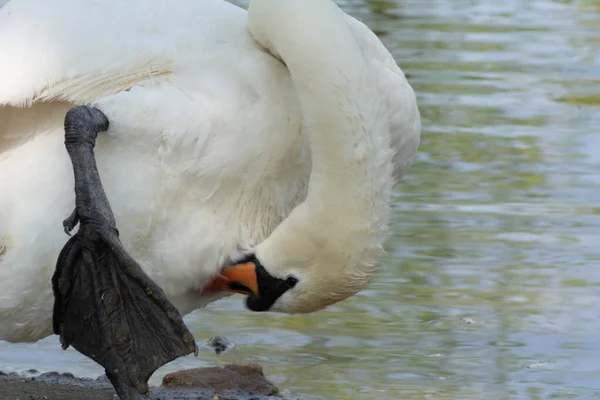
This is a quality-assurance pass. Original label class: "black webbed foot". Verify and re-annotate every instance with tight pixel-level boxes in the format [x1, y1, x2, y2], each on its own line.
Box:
[52, 106, 198, 400]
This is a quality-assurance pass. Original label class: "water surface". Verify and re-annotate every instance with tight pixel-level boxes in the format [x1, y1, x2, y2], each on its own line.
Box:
[2, 0, 600, 399]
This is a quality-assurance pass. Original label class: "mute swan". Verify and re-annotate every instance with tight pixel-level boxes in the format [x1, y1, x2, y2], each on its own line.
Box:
[0, 0, 420, 390]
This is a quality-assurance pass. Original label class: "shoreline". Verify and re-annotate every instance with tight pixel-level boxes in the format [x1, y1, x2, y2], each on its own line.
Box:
[0, 364, 286, 400]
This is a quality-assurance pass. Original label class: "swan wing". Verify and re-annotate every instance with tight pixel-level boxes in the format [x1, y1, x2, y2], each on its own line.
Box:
[0, 0, 257, 157]
[0, 0, 249, 107]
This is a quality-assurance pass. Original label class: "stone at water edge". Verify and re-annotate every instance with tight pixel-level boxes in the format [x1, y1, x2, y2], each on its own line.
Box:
[161, 363, 280, 396]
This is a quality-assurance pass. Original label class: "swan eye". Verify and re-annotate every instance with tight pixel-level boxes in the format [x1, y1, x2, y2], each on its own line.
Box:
[285, 276, 298, 289]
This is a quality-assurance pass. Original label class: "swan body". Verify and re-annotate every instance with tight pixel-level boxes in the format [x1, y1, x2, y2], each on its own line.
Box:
[0, 0, 420, 342]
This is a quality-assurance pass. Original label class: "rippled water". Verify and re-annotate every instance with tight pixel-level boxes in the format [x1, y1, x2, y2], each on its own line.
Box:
[2, 0, 600, 399]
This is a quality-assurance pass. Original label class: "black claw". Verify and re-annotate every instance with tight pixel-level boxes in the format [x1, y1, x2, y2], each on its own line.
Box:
[63, 209, 79, 236]
[52, 106, 197, 400]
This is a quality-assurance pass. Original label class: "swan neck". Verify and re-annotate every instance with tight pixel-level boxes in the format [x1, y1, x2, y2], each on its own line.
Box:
[248, 0, 390, 220]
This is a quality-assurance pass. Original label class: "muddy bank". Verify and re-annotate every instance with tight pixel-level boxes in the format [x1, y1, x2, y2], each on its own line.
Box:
[0, 364, 286, 400]
[0, 371, 115, 400]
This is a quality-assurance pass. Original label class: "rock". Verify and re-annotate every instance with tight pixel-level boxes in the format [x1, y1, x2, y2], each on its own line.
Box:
[30, 371, 115, 392]
[96, 374, 111, 383]
[160, 364, 280, 399]
[207, 335, 232, 354]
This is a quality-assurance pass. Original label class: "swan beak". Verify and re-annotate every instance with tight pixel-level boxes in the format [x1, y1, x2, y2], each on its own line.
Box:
[202, 262, 259, 296]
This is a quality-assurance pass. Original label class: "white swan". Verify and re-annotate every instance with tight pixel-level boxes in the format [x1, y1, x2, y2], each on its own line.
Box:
[0, 0, 420, 343]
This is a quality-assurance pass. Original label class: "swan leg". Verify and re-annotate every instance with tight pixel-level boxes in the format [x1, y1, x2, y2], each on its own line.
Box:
[51, 106, 198, 400]
[107, 371, 146, 400]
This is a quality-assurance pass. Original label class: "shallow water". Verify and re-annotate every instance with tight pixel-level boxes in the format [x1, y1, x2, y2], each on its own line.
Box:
[2, 0, 600, 399]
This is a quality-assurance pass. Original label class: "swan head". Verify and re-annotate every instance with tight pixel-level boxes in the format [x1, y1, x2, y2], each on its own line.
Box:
[197, 0, 412, 313]
[205, 206, 381, 313]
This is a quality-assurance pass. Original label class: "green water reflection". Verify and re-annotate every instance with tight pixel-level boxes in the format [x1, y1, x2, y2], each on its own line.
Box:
[205, 1, 600, 399]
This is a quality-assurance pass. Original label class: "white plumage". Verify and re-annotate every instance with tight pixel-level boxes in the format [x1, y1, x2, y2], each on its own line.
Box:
[0, 0, 420, 342]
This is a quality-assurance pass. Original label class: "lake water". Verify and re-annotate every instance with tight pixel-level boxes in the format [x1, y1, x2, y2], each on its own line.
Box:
[2, 0, 600, 399]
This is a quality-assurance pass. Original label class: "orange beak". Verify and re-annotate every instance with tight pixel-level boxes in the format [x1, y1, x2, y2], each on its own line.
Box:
[202, 262, 259, 296]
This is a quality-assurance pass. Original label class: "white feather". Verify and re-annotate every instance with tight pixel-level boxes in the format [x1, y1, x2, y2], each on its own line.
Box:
[0, 0, 420, 340]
